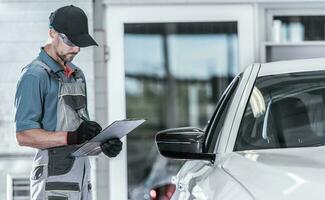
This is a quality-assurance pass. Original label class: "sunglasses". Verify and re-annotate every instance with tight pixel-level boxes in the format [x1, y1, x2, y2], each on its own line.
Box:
[58, 33, 77, 47]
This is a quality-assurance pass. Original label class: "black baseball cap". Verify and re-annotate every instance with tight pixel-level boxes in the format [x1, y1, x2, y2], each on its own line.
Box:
[49, 5, 98, 47]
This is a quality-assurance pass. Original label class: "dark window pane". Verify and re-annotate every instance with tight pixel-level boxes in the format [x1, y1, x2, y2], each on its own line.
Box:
[273, 16, 325, 41]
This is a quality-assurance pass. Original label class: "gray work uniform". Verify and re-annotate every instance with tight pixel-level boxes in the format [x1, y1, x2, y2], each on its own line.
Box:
[15, 49, 92, 200]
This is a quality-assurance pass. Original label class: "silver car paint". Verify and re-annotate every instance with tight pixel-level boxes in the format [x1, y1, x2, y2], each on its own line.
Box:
[170, 58, 325, 199]
[172, 64, 259, 200]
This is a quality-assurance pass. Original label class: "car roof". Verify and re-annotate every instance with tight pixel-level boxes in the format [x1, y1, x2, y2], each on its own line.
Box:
[257, 58, 325, 77]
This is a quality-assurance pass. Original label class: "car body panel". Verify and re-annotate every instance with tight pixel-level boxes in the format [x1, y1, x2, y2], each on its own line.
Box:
[172, 146, 325, 200]
[259, 58, 325, 77]
[172, 64, 260, 199]
[213, 64, 253, 154]
[223, 147, 325, 199]
[211, 64, 260, 154]
[223, 63, 261, 154]
[171, 159, 254, 200]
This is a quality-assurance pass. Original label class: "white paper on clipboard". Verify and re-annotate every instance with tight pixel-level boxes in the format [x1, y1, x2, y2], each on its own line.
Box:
[71, 119, 145, 157]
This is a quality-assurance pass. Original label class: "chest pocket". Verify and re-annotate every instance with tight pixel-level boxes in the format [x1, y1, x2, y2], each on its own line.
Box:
[60, 82, 86, 111]
[56, 78, 88, 131]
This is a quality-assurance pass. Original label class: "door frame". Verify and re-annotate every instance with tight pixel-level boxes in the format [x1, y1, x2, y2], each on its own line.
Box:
[104, 4, 255, 200]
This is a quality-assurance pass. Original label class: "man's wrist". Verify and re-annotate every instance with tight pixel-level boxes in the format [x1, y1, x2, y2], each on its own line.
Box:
[67, 131, 78, 145]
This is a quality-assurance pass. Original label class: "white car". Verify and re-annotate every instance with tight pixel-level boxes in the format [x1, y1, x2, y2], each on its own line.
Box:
[156, 58, 325, 200]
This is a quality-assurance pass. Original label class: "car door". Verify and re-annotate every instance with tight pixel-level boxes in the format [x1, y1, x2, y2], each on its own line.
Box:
[206, 63, 260, 155]
[171, 64, 260, 199]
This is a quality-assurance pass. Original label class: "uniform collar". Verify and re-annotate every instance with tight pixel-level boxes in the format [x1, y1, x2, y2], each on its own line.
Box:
[37, 47, 77, 73]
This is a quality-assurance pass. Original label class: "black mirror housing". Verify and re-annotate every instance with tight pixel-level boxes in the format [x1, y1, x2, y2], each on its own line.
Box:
[155, 127, 215, 163]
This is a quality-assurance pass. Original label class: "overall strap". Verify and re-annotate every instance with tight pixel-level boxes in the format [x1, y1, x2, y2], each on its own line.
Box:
[71, 68, 84, 82]
[31, 59, 62, 81]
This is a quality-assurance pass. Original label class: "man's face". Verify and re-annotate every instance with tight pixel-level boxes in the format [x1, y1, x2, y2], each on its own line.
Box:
[51, 30, 80, 62]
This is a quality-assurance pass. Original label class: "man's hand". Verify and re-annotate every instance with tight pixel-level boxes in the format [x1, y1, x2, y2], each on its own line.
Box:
[100, 138, 123, 157]
[67, 121, 102, 145]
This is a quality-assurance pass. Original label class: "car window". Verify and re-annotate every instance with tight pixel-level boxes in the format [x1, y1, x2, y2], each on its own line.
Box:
[235, 70, 325, 151]
[204, 74, 241, 152]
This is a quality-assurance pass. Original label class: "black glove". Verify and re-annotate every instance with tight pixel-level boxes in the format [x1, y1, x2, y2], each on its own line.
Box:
[67, 121, 102, 145]
[100, 138, 123, 157]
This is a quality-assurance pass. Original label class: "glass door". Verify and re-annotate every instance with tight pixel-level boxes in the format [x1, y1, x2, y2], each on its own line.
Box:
[125, 22, 239, 199]
[105, 5, 255, 200]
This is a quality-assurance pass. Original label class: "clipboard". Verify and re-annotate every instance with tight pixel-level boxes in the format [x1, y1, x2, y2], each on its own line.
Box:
[71, 119, 145, 157]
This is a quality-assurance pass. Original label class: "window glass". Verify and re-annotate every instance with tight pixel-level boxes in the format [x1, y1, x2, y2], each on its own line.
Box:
[235, 71, 325, 151]
[205, 75, 241, 152]
[124, 22, 239, 199]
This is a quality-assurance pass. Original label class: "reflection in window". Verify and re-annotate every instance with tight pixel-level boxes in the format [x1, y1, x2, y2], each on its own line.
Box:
[168, 34, 238, 79]
[124, 22, 239, 199]
[125, 35, 166, 77]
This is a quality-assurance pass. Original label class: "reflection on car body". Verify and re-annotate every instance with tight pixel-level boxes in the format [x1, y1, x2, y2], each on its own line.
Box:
[156, 58, 325, 200]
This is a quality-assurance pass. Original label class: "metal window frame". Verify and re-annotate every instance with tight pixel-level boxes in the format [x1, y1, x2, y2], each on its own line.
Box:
[7, 173, 30, 200]
[104, 4, 256, 200]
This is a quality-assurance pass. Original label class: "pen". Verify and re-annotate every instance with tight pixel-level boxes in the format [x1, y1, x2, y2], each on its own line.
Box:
[80, 116, 89, 122]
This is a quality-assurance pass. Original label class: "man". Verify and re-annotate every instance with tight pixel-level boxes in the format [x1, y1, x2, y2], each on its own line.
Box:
[14, 5, 122, 200]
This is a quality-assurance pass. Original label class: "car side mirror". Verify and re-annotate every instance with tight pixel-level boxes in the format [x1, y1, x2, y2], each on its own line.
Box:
[155, 127, 215, 163]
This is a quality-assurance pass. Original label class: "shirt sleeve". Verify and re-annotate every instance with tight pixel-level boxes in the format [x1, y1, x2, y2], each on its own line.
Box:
[14, 74, 45, 132]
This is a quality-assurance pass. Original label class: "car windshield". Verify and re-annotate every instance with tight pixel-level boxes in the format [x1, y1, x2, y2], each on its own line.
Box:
[235, 70, 325, 151]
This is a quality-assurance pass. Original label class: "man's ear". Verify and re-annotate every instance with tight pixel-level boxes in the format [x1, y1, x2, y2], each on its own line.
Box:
[48, 29, 57, 39]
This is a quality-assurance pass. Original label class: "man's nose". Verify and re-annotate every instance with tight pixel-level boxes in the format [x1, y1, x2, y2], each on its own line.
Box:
[72, 46, 80, 53]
